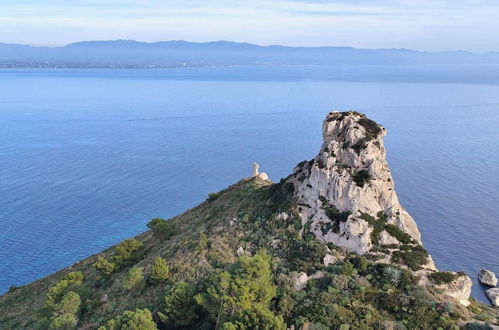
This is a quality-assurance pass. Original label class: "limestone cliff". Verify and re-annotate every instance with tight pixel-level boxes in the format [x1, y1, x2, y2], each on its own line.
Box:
[289, 111, 427, 258]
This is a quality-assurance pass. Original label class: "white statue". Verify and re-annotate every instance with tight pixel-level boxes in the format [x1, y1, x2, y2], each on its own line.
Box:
[252, 162, 260, 177]
[252, 162, 269, 181]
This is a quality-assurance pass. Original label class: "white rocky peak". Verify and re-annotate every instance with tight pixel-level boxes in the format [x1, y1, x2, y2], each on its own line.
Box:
[289, 111, 425, 256]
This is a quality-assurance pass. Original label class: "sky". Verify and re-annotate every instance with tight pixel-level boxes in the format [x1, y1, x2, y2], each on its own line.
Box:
[0, 0, 498, 52]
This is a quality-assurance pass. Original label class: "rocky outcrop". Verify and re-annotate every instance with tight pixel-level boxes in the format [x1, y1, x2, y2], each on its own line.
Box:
[437, 274, 473, 306]
[486, 288, 499, 306]
[293, 271, 325, 290]
[479, 269, 498, 287]
[288, 111, 427, 260]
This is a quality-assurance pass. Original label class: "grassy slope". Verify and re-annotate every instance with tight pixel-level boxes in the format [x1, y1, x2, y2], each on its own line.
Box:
[0, 177, 273, 329]
[0, 177, 498, 329]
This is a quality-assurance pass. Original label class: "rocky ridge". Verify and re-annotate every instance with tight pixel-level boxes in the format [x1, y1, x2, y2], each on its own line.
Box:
[289, 111, 425, 256]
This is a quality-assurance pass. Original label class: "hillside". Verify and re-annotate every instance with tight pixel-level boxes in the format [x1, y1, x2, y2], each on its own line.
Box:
[1, 112, 498, 329]
[2, 40, 499, 68]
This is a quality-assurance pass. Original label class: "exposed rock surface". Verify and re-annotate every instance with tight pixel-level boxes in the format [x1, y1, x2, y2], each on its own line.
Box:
[479, 269, 498, 287]
[288, 111, 428, 260]
[293, 271, 325, 290]
[486, 288, 499, 306]
[323, 254, 337, 266]
[436, 273, 473, 306]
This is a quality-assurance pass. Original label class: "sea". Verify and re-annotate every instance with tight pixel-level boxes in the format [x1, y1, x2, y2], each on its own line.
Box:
[0, 65, 498, 303]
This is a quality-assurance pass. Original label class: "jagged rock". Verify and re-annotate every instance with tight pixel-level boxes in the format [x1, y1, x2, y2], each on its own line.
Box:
[236, 247, 245, 256]
[276, 212, 289, 221]
[437, 273, 473, 306]
[100, 293, 108, 303]
[379, 231, 399, 245]
[289, 112, 427, 261]
[478, 269, 498, 287]
[293, 271, 325, 290]
[323, 254, 337, 266]
[294, 272, 309, 290]
[486, 288, 499, 306]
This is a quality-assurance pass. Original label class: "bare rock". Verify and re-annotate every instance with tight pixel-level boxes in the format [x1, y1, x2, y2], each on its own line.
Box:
[288, 111, 429, 263]
[437, 273, 473, 306]
[323, 254, 337, 266]
[236, 246, 245, 256]
[486, 287, 499, 306]
[294, 272, 309, 290]
[293, 271, 324, 290]
[276, 212, 289, 221]
[478, 269, 498, 287]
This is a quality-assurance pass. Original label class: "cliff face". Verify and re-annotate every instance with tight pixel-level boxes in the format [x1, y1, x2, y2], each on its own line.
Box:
[289, 111, 424, 256]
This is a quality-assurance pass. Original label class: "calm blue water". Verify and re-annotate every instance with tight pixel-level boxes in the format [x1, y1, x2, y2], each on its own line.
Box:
[0, 66, 498, 303]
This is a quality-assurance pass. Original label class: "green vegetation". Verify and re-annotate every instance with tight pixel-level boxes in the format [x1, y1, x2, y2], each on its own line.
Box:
[158, 282, 198, 327]
[319, 196, 351, 233]
[428, 271, 458, 285]
[391, 245, 429, 271]
[121, 268, 145, 291]
[93, 238, 144, 276]
[98, 308, 156, 330]
[149, 257, 169, 283]
[147, 218, 174, 240]
[1, 177, 497, 329]
[385, 224, 413, 244]
[352, 169, 371, 188]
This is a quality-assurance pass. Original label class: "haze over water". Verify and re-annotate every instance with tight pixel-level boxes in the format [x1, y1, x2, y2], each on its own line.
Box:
[0, 65, 498, 303]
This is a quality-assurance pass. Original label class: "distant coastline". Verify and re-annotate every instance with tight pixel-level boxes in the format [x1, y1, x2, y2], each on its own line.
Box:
[2, 40, 499, 69]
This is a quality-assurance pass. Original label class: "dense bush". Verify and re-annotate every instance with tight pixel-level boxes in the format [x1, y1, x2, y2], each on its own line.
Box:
[93, 238, 144, 276]
[147, 218, 175, 240]
[428, 271, 457, 285]
[37, 272, 85, 330]
[384, 224, 413, 244]
[352, 170, 371, 188]
[391, 245, 429, 271]
[319, 197, 351, 233]
[466, 322, 493, 330]
[158, 282, 198, 327]
[195, 250, 283, 328]
[149, 257, 169, 283]
[122, 268, 145, 291]
[98, 308, 157, 330]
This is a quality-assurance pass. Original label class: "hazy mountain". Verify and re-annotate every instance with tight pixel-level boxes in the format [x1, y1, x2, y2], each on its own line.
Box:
[1, 40, 499, 68]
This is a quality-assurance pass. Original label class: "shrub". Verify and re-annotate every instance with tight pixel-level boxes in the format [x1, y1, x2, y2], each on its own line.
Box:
[428, 271, 457, 285]
[360, 212, 386, 246]
[207, 191, 222, 202]
[93, 256, 115, 276]
[46, 272, 84, 307]
[122, 267, 145, 291]
[49, 313, 77, 329]
[319, 197, 351, 233]
[149, 257, 169, 283]
[198, 233, 208, 253]
[384, 224, 412, 244]
[55, 291, 81, 315]
[8, 285, 18, 293]
[352, 170, 371, 188]
[466, 322, 493, 330]
[391, 246, 429, 271]
[383, 266, 402, 285]
[94, 238, 144, 276]
[158, 282, 198, 327]
[99, 308, 157, 330]
[147, 218, 174, 240]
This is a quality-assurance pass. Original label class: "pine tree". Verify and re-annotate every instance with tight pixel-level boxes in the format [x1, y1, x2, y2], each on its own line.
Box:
[149, 257, 169, 283]
[158, 282, 198, 327]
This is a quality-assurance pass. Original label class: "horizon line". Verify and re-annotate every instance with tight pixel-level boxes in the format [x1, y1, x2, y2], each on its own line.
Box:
[1, 39, 497, 55]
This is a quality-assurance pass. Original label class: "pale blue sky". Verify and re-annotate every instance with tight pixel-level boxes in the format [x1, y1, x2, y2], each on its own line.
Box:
[1, 0, 498, 51]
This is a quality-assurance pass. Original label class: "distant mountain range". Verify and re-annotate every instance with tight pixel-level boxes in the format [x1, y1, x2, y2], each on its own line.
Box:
[1, 40, 499, 68]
